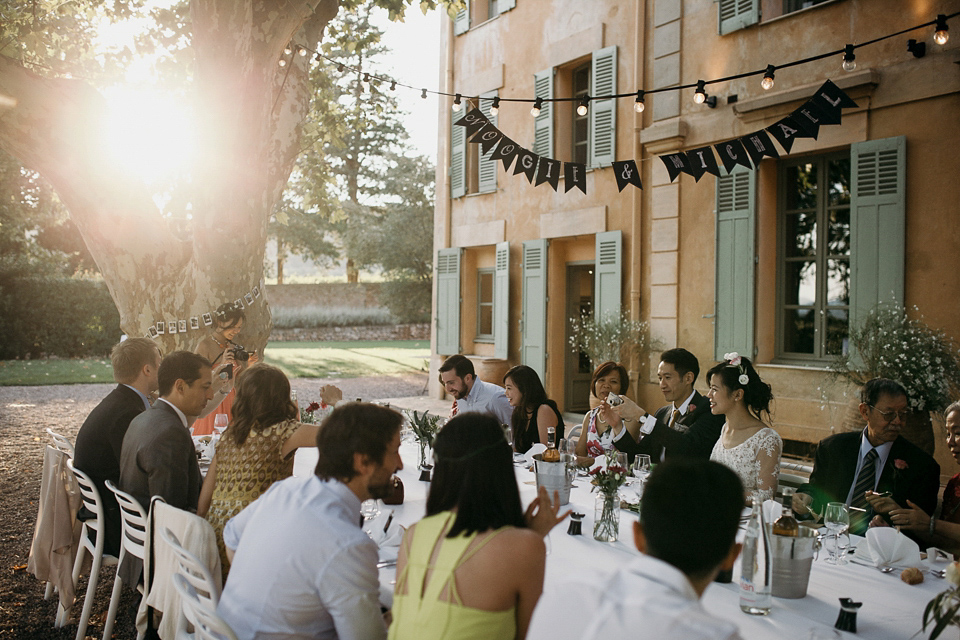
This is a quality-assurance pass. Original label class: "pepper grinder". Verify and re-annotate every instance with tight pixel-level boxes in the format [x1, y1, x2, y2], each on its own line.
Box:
[835, 598, 862, 633]
[567, 512, 584, 536]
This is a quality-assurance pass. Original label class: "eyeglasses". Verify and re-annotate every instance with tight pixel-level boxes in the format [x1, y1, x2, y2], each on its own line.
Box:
[868, 405, 909, 423]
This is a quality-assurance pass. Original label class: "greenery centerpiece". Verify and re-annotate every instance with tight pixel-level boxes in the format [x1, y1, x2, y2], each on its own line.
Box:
[589, 452, 629, 542]
[568, 309, 659, 372]
[923, 561, 960, 639]
[405, 409, 441, 470]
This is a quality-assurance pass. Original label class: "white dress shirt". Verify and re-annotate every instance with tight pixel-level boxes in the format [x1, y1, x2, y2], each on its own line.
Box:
[526, 554, 742, 640]
[457, 378, 514, 425]
[843, 429, 894, 505]
[218, 476, 386, 640]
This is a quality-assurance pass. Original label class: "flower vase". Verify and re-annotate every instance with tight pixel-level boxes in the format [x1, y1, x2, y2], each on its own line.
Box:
[418, 441, 433, 482]
[593, 491, 620, 542]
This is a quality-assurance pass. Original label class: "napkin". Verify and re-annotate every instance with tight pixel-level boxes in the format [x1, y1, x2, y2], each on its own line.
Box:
[365, 510, 405, 562]
[524, 443, 547, 466]
[762, 499, 782, 523]
[855, 527, 922, 569]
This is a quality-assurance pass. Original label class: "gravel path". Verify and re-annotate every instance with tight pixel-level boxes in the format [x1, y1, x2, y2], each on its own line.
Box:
[0, 373, 427, 639]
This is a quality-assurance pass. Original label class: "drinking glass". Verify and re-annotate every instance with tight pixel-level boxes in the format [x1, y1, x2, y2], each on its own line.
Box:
[613, 451, 628, 472]
[824, 502, 849, 565]
[290, 389, 299, 410]
[632, 454, 651, 479]
[361, 499, 382, 521]
[503, 424, 514, 449]
[213, 413, 229, 436]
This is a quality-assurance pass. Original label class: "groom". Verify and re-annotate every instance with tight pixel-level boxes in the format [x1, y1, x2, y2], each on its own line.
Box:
[608, 348, 724, 462]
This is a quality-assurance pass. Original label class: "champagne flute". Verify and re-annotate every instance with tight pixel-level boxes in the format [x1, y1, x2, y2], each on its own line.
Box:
[824, 502, 849, 565]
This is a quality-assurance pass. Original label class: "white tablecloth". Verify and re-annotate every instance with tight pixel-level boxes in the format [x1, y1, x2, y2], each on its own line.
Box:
[293, 442, 946, 640]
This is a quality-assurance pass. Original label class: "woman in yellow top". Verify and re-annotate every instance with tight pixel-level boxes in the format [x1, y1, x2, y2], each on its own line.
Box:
[390, 413, 567, 640]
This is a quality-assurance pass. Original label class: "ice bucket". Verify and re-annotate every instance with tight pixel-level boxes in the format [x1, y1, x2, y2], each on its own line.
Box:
[768, 524, 819, 599]
[532, 454, 573, 506]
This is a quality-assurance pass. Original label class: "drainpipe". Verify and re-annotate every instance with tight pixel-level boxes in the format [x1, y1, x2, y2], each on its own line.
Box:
[630, 0, 646, 395]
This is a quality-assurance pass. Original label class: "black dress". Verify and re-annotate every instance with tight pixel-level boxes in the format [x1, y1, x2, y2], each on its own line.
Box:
[515, 401, 565, 453]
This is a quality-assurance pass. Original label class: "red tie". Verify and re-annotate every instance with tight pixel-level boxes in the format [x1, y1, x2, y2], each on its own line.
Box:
[451, 399, 459, 417]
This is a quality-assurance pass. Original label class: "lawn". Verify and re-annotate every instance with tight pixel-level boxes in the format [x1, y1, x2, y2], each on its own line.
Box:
[0, 340, 431, 385]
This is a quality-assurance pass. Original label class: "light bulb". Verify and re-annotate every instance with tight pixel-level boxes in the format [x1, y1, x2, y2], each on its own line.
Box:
[530, 97, 542, 117]
[363, 73, 370, 82]
[186, 213, 193, 221]
[452, 94, 462, 112]
[337, 63, 345, 73]
[761, 65, 775, 90]
[842, 45, 856, 72]
[490, 97, 500, 116]
[694, 80, 706, 104]
[278, 58, 287, 67]
[634, 90, 645, 113]
[390, 81, 397, 91]
[298, 47, 307, 57]
[284, 46, 292, 56]
[577, 103, 588, 116]
[935, 14, 949, 45]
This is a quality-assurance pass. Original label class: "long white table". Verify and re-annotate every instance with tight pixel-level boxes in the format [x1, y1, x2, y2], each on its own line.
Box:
[294, 441, 946, 639]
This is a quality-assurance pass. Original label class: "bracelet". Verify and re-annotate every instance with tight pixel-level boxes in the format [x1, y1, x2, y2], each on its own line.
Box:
[929, 514, 937, 537]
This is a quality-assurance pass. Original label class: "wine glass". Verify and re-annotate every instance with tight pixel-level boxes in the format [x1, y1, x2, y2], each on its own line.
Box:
[361, 498, 382, 521]
[502, 424, 514, 450]
[631, 454, 651, 482]
[824, 502, 849, 564]
[213, 413, 229, 436]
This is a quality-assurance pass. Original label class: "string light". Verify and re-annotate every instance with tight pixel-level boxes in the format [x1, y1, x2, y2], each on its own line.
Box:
[530, 97, 543, 117]
[337, 63, 344, 73]
[452, 93, 462, 112]
[298, 47, 307, 57]
[315, 53, 322, 62]
[761, 65, 776, 90]
[278, 58, 287, 67]
[634, 90, 645, 113]
[842, 44, 856, 72]
[363, 72, 370, 82]
[390, 80, 396, 91]
[577, 96, 590, 116]
[421, 88, 427, 99]
[934, 14, 950, 45]
[907, 39, 926, 58]
[693, 80, 706, 104]
[284, 46, 293, 56]
[490, 96, 500, 116]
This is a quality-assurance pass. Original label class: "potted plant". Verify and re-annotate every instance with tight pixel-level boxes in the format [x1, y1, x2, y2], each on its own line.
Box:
[829, 305, 960, 454]
[405, 409, 441, 478]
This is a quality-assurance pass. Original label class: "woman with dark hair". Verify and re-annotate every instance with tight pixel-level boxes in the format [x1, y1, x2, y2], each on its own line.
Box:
[198, 363, 340, 574]
[707, 353, 781, 503]
[575, 361, 631, 464]
[390, 414, 566, 640]
[193, 302, 259, 435]
[503, 365, 565, 454]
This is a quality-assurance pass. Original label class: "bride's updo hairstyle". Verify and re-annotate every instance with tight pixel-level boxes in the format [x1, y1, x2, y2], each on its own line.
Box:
[706, 354, 773, 420]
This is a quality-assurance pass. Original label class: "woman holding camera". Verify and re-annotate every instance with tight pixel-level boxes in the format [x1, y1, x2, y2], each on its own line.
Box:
[192, 302, 258, 435]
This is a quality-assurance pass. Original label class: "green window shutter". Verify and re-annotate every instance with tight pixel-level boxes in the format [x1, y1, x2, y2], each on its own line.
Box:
[436, 248, 462, 355]
[478, 91, 499, 194]
[522, 239, 548, 381]
[453, 2, 470, 35]
[494, 241, 510, 360]
[589, 46, 617, 168]
[594, 231, 622, 319]
[499, 0, 516, 13]
[714, 168, 756, 361]
[532, 68, 554, 158]
[849, 136, 906, 332]
[450, 113, 467, 199]
[718, 0, 759, 35]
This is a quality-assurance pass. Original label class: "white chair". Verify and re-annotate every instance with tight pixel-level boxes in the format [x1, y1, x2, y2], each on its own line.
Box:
[59, 460, 119, 640]
[46, 428, 76, 458]
[172, 574, 237, 640]
[159, 527, 221, 638]
[103, 481, 148, 640]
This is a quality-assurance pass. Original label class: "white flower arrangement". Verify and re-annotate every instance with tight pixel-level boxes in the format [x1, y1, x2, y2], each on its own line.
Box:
[723, 352, 751, 386]
[568, 309, 660, 369]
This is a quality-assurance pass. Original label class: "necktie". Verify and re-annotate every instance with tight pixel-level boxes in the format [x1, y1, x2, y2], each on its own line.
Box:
[850, 448, 879, 534]
[669, 408, 682, 430]
[451, 399, 458, 417]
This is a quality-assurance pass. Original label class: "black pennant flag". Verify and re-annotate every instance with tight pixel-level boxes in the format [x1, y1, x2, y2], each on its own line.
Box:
[477, 126, 503, 155]
[564, 162, 587, 194]
[685, 146, 721, 182]
[766, 116, 803, 154]
[613, 160, 643, 192]
[791, 100, 829, 139]
[813, 79, 859, 111]
[713, 139, 754, 173]
[535, 158, 561, 191]
[740, 130, 780, 167]
[493, 137, 520, 172]
[660, 153, 690, 183]
[456, 107, 489, 139]
[513, 149, 539, 183]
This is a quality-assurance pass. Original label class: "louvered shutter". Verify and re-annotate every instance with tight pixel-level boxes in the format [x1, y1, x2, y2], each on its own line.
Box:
[522, 239, 548, 381]
[594, 231, 622, 320]
[436, 248, 462, 355]
[532, 69, 554, 158]
[453, 3, 470, 35]
[718, 0, 759, 35]
[499, 0, 516, 12]
[450, 113, 466, 199]
[714, 168, 756, 360]
[478, 91, 498, 194]
[494, 241, 510, 359]
[589, 46, 617, 168]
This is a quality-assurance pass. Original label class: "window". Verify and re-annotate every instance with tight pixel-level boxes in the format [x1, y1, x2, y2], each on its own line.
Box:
[778, 153, 851, 360]
[782, 0, 832, 15]
[572, 63, 590, 165]
[450, 92, 498, 198]
[453, 0, 516, 35]
[476, 269, 494, 341]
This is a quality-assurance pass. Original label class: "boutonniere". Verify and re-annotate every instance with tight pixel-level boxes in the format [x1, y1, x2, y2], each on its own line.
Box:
[891, 458, 909, 487]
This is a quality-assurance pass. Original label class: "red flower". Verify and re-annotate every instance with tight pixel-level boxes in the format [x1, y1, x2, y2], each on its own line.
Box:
[609, 466, 627, 475]
[893, 459, 908, 471]
[306, 402, 320, 412]
[588, 467, 601, 475]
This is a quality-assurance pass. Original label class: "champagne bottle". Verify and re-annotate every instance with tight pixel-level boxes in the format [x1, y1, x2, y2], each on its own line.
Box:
[542, 425, 561, 461]
[740, 491, 772, 615]
[772, 487, 800, 537]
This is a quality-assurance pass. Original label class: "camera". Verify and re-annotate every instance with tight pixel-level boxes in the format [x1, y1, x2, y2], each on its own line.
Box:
[221, 344, 251, 380]
[606, 393, 624, 407]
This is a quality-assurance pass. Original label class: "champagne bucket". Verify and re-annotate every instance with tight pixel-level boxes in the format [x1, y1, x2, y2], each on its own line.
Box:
[532, 454, 572, 506]
[766, 524, 819, 598]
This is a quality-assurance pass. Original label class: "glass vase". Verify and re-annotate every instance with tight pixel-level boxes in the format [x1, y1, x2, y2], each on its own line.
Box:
[418, 440, 432, 469]
[593, 491, 620, 542]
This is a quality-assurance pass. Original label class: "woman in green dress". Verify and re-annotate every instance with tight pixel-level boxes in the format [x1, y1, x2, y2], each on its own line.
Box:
[390, 413, 567, 640]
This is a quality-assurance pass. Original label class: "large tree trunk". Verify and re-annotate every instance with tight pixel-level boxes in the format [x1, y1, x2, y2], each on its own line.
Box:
[0, 0, 339, 356]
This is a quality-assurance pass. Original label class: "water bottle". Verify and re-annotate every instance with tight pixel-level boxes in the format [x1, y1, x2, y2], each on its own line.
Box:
[740, 491, 772, 615]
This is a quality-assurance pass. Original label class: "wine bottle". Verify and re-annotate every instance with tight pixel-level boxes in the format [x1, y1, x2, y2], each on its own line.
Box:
[542, 425, 561, 462]
[772, 487, 800, 537]
[740, 491, 772, 615]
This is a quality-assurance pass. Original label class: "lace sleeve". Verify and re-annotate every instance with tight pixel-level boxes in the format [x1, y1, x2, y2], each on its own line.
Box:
[754, 428, 783, 503]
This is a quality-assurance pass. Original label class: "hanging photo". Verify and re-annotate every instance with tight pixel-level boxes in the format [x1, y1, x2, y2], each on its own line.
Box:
[148, 326, 158, 338]
[202, 312, 213, 327]
[168, 321, 178, 334]
[244, 292, 254, 306]
[253, 286, 261, 299]
[178, 320, 187, 333]
[156, 321, 165, 335]
[234, 298, 244, 309]
[190, 317, 200, 330]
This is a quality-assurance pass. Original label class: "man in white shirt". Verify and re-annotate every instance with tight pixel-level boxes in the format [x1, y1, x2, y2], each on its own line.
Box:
[438, 354, 513, 425]
[218, 403, 404, 640]
[527, 458, 744, 640]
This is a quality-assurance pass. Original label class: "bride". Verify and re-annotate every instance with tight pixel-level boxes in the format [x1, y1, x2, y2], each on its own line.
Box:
[707, 353, 781, 503]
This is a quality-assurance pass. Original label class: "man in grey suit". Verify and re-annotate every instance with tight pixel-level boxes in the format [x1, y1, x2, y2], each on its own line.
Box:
[120, 351, 213, 512]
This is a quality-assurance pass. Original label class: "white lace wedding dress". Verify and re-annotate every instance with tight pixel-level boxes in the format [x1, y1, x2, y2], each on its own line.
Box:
[710, 425, 783, 502]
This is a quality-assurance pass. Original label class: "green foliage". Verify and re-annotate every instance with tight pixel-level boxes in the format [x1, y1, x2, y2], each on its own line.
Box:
[263, 340, 429, 379]
[271, 304, 395, 328]
[568, 309, 660, 369]
[0, 357, 115, 386]
[0, 276, 121, 359]
[829, 305, 960, 413]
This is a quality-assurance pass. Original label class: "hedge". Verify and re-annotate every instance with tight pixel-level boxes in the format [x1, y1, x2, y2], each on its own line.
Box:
[0, 277, 121, 359]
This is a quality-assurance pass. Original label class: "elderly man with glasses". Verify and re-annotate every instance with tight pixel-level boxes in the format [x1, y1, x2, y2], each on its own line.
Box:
[794, 378, 940, 544]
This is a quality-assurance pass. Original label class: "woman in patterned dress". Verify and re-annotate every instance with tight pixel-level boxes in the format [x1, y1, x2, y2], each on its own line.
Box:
[707, 354, 781, 504]
[575, 362, 632, 466]
[198, 363, 341, 575]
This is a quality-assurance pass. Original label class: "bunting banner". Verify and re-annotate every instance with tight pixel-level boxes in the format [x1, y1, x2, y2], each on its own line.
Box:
[146, 278, 265, 340]
[452, 79, 857, 193]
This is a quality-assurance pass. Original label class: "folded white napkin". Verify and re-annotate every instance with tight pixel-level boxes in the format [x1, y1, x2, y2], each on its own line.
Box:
[855, 527, 922, 568]
[365, 510, 404, 552]
[762, 499, 782, 523]
[524, 443, 547, 466]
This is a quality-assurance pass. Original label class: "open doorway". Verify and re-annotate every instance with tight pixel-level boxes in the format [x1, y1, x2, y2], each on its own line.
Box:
[564, 262, 594, 412]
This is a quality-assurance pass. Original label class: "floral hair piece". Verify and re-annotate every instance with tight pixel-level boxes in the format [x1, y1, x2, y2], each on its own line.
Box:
[723, 352, 750, 386]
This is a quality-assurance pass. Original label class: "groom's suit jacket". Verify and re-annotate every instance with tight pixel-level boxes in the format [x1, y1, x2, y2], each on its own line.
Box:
[614, 391, 724, 462]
